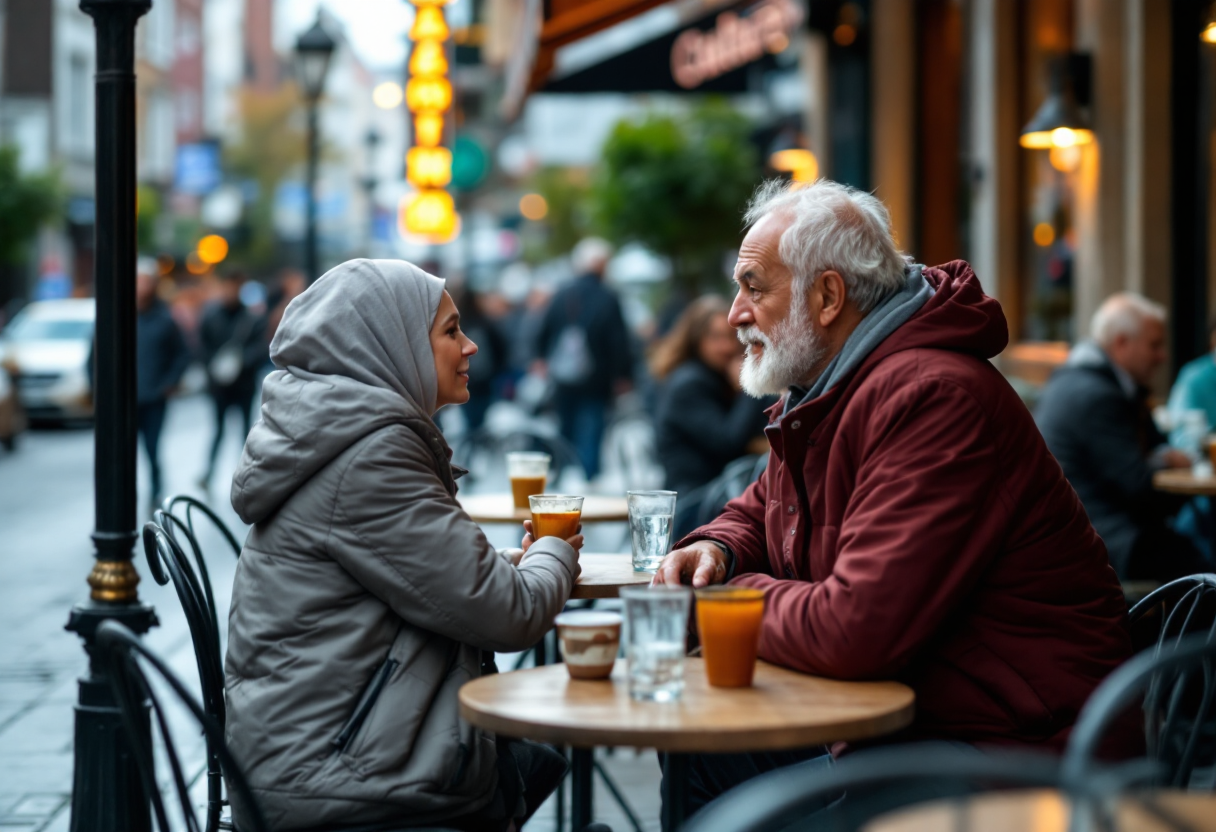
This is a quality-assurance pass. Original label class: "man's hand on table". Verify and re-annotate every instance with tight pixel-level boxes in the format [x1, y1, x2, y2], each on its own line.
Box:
[653, 540, 728, 588]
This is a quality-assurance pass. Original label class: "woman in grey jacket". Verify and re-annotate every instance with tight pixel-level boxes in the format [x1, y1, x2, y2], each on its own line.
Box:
[225, 259, 582, 831]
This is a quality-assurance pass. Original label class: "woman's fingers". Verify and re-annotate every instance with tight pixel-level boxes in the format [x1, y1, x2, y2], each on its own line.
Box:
[565, 534, 585, 552]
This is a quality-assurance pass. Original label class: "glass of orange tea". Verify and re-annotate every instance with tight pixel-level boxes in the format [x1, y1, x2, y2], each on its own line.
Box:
[695, 587, 766, 688]
[507, 452, 551, 510]
[528, 494, 584, 540]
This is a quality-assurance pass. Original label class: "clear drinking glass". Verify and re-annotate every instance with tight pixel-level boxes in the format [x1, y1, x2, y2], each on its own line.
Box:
[627, 490, 677, 573]
[621, 585, 691, 702]
[507, 452, 551, 510]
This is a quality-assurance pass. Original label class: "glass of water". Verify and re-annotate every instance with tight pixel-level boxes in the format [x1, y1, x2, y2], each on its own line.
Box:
[627, 490, 677, 573]
[621, 585, 691, 702]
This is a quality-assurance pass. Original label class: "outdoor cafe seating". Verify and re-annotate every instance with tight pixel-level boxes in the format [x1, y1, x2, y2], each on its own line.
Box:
[101, 493, 1216, 832]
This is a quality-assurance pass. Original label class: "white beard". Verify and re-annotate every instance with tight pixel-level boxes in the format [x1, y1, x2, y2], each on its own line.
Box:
[737, 305, 827, 397]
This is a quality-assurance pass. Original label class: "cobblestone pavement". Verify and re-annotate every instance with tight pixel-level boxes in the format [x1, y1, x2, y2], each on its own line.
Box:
[0, 395, 663, 832]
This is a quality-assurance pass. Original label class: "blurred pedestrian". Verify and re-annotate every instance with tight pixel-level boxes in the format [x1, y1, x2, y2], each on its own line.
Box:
[535, 238, 632, 479]
[197, 270, 266, 491]
[1036, 293, 1205, 582]
[264, 267, 308, 347]
[650, 295, 771, 494]
[448, 283, 507, 432]
[135, 257, 190, 507]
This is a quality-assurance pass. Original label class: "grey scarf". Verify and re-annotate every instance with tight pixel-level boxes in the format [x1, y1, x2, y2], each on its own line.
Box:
[785, 263, 934, 414]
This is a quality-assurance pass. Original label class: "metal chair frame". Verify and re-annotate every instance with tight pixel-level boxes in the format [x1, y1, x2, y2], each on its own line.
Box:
[1063, 635, 1216, 791]
[95, 620, 269, 832]
[1128, 574, 1216, 654]
[682, 744, 1065, 832]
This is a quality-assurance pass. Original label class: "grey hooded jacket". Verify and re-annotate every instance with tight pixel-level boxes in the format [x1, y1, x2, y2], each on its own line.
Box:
[225, 259, 578, 830]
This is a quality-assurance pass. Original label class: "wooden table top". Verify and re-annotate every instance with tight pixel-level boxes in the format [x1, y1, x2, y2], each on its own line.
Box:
[572, 553, 652, 599]
[865, 789, 1216, 832]
[459, 659, 915, 753]
[460, 493, 630, 524]
[1152, 468, 1216, 496]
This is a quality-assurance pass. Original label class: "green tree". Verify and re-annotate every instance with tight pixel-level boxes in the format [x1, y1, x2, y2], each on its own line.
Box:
[525, 166, 592, 262]
[223, 85, 308, 269]
[0, 145, 63, 265]
[590, 100, 760, 292]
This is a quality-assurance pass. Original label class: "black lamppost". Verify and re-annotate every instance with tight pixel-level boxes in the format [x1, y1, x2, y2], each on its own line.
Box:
[361, 127, 381, 248]
[67, 2, 158, 832]
[294, 16, 336, 283]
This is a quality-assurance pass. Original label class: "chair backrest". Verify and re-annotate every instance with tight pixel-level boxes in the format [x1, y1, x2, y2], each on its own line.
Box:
[1128, 574, 1216, 653]
[143, 520, 228, 832]
[683, 744, 1063, 832]
[694, 454, 764, 529]
[94, 620, 268, 832]
[1063, 635, 1216, 791]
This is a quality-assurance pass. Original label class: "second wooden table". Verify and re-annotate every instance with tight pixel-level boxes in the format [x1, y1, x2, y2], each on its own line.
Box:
[460, 493, 630, 524]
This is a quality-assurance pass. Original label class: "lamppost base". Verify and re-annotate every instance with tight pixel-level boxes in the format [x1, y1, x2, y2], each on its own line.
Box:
[66, 601, 158, 832]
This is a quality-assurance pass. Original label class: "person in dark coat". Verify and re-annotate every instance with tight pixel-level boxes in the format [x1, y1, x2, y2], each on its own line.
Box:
[198, 270, 267, 490]
[1035, 292, 1202, 582]
[135, 260, 190, 505]
[535, 238, 632, 479]
[654, 179, 1132, 818]
[650, 295, 771, 494]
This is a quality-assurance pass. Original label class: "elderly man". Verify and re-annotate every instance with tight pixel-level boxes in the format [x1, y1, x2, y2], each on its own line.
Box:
[655, 179, 1132, 814]
[1036, 293, 1202, 582]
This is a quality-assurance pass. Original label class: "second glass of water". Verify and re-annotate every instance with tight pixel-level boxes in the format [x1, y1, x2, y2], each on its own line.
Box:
[628, 490, 677, 572]
[621, 586, 691, 702]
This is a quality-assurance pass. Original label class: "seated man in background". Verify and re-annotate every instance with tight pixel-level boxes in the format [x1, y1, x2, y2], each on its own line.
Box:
[656, 179, 1132, 816]
[1036, 293, 1203, 582]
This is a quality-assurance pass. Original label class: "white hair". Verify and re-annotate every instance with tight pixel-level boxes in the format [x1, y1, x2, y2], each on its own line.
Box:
[743, 179, 907, 313]
[1091, 292, 1167, 347]
[571, 237, 613, 275]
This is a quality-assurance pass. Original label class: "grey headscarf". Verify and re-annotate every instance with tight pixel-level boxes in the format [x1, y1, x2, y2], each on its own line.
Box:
[271, 258, 445, 414]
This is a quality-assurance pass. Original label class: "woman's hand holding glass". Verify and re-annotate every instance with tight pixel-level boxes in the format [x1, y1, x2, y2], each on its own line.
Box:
[521, 519, 584, 554]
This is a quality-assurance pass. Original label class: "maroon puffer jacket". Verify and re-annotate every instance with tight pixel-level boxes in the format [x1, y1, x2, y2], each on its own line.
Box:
[680, 261, 1132, 750]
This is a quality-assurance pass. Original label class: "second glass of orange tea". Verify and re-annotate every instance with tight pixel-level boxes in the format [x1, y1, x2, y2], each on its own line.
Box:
[528, 494, 584, 539]
[507, 452, 551, 510]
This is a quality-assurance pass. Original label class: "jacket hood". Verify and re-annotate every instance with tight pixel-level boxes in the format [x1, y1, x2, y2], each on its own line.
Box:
[231, 258, 446, 524]
[867, 260, 1008, 365]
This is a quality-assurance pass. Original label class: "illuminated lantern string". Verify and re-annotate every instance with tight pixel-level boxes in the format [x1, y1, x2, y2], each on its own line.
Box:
[407, 146, 453, 188]
[414, 113, 444, 147]
[410, 6, 450, 42]
[403, 190, 458, 240]
[410, 40, 448, 76]
[406, 76, 452, 113]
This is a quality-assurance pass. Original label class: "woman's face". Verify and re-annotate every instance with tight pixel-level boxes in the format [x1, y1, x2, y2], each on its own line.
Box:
[697, 312, 740, 373]
[429, 290, 478, 409]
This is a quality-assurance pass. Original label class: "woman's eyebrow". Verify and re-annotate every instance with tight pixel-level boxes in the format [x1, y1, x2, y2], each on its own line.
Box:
[441, 311, 460, 327]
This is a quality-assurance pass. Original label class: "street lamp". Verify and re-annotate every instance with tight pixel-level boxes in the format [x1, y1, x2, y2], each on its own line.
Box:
[294, 16, 336, 283]
[68, 2, 158, 832]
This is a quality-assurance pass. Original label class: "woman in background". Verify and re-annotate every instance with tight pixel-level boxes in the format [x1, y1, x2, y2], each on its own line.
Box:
[650, 295, 772, 495]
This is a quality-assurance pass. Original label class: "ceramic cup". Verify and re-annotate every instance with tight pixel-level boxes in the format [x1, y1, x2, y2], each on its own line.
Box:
[554, 610, 622, 680]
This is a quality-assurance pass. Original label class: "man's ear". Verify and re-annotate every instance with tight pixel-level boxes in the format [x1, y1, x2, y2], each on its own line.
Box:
[816, 270, 848, 327]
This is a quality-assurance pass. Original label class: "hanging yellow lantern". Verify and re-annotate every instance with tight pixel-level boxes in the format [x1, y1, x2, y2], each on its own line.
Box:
[407, 147, 452, 188]
[402, 190, 458, 240]
[406, 76, 452, 113]
[410, 5, 450, 42]
[414, 112, 444, 147]
[410, 40, 448, 76]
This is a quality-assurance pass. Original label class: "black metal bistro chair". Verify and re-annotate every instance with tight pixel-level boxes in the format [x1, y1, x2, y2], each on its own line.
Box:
[143, 520, 230, 832]
[682, 744, 1065, 832]
[95, 619, 268, 832]
[1063, 635, 1216, 791]
[95, 621, 459, 832]
[1128, 574, 1216, 653]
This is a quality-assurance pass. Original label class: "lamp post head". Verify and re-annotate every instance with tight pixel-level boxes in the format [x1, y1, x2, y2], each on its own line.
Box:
[294, 16, 337, 102]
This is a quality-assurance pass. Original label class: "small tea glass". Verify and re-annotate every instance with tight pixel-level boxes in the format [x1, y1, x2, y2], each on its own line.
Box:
[528, 494, 584, 540]
[620, 585, 691, 702]
[507, 452, 551, 510]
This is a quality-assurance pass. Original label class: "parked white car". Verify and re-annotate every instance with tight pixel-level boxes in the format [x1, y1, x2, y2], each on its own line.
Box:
[0, 299, 95, 422]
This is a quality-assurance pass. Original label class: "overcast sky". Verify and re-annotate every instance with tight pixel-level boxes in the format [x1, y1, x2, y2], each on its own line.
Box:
[277, 0, 419, 72]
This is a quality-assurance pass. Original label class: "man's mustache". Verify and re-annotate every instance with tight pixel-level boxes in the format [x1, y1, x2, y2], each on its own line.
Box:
[737, 326, 771, 349]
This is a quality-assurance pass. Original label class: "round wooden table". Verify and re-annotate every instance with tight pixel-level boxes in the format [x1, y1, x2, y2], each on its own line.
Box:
[460, 658, 915, 830]
[1152, 468, 1216, 497]
[459, 493, 630, 524]
[864, 789, 1216, 832]
[572, 553, 652, 599]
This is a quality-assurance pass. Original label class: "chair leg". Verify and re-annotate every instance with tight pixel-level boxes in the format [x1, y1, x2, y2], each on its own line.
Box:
[594, 759, 645, 832]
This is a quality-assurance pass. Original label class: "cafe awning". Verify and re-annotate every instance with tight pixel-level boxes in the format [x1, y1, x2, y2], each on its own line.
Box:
[499, 0, 803, 118]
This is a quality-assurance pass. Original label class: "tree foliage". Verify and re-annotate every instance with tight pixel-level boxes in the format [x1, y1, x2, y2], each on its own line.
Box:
[0, 145, 63, 265]
[590, 100, 760, 291]
[223, 84, 308, 270]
